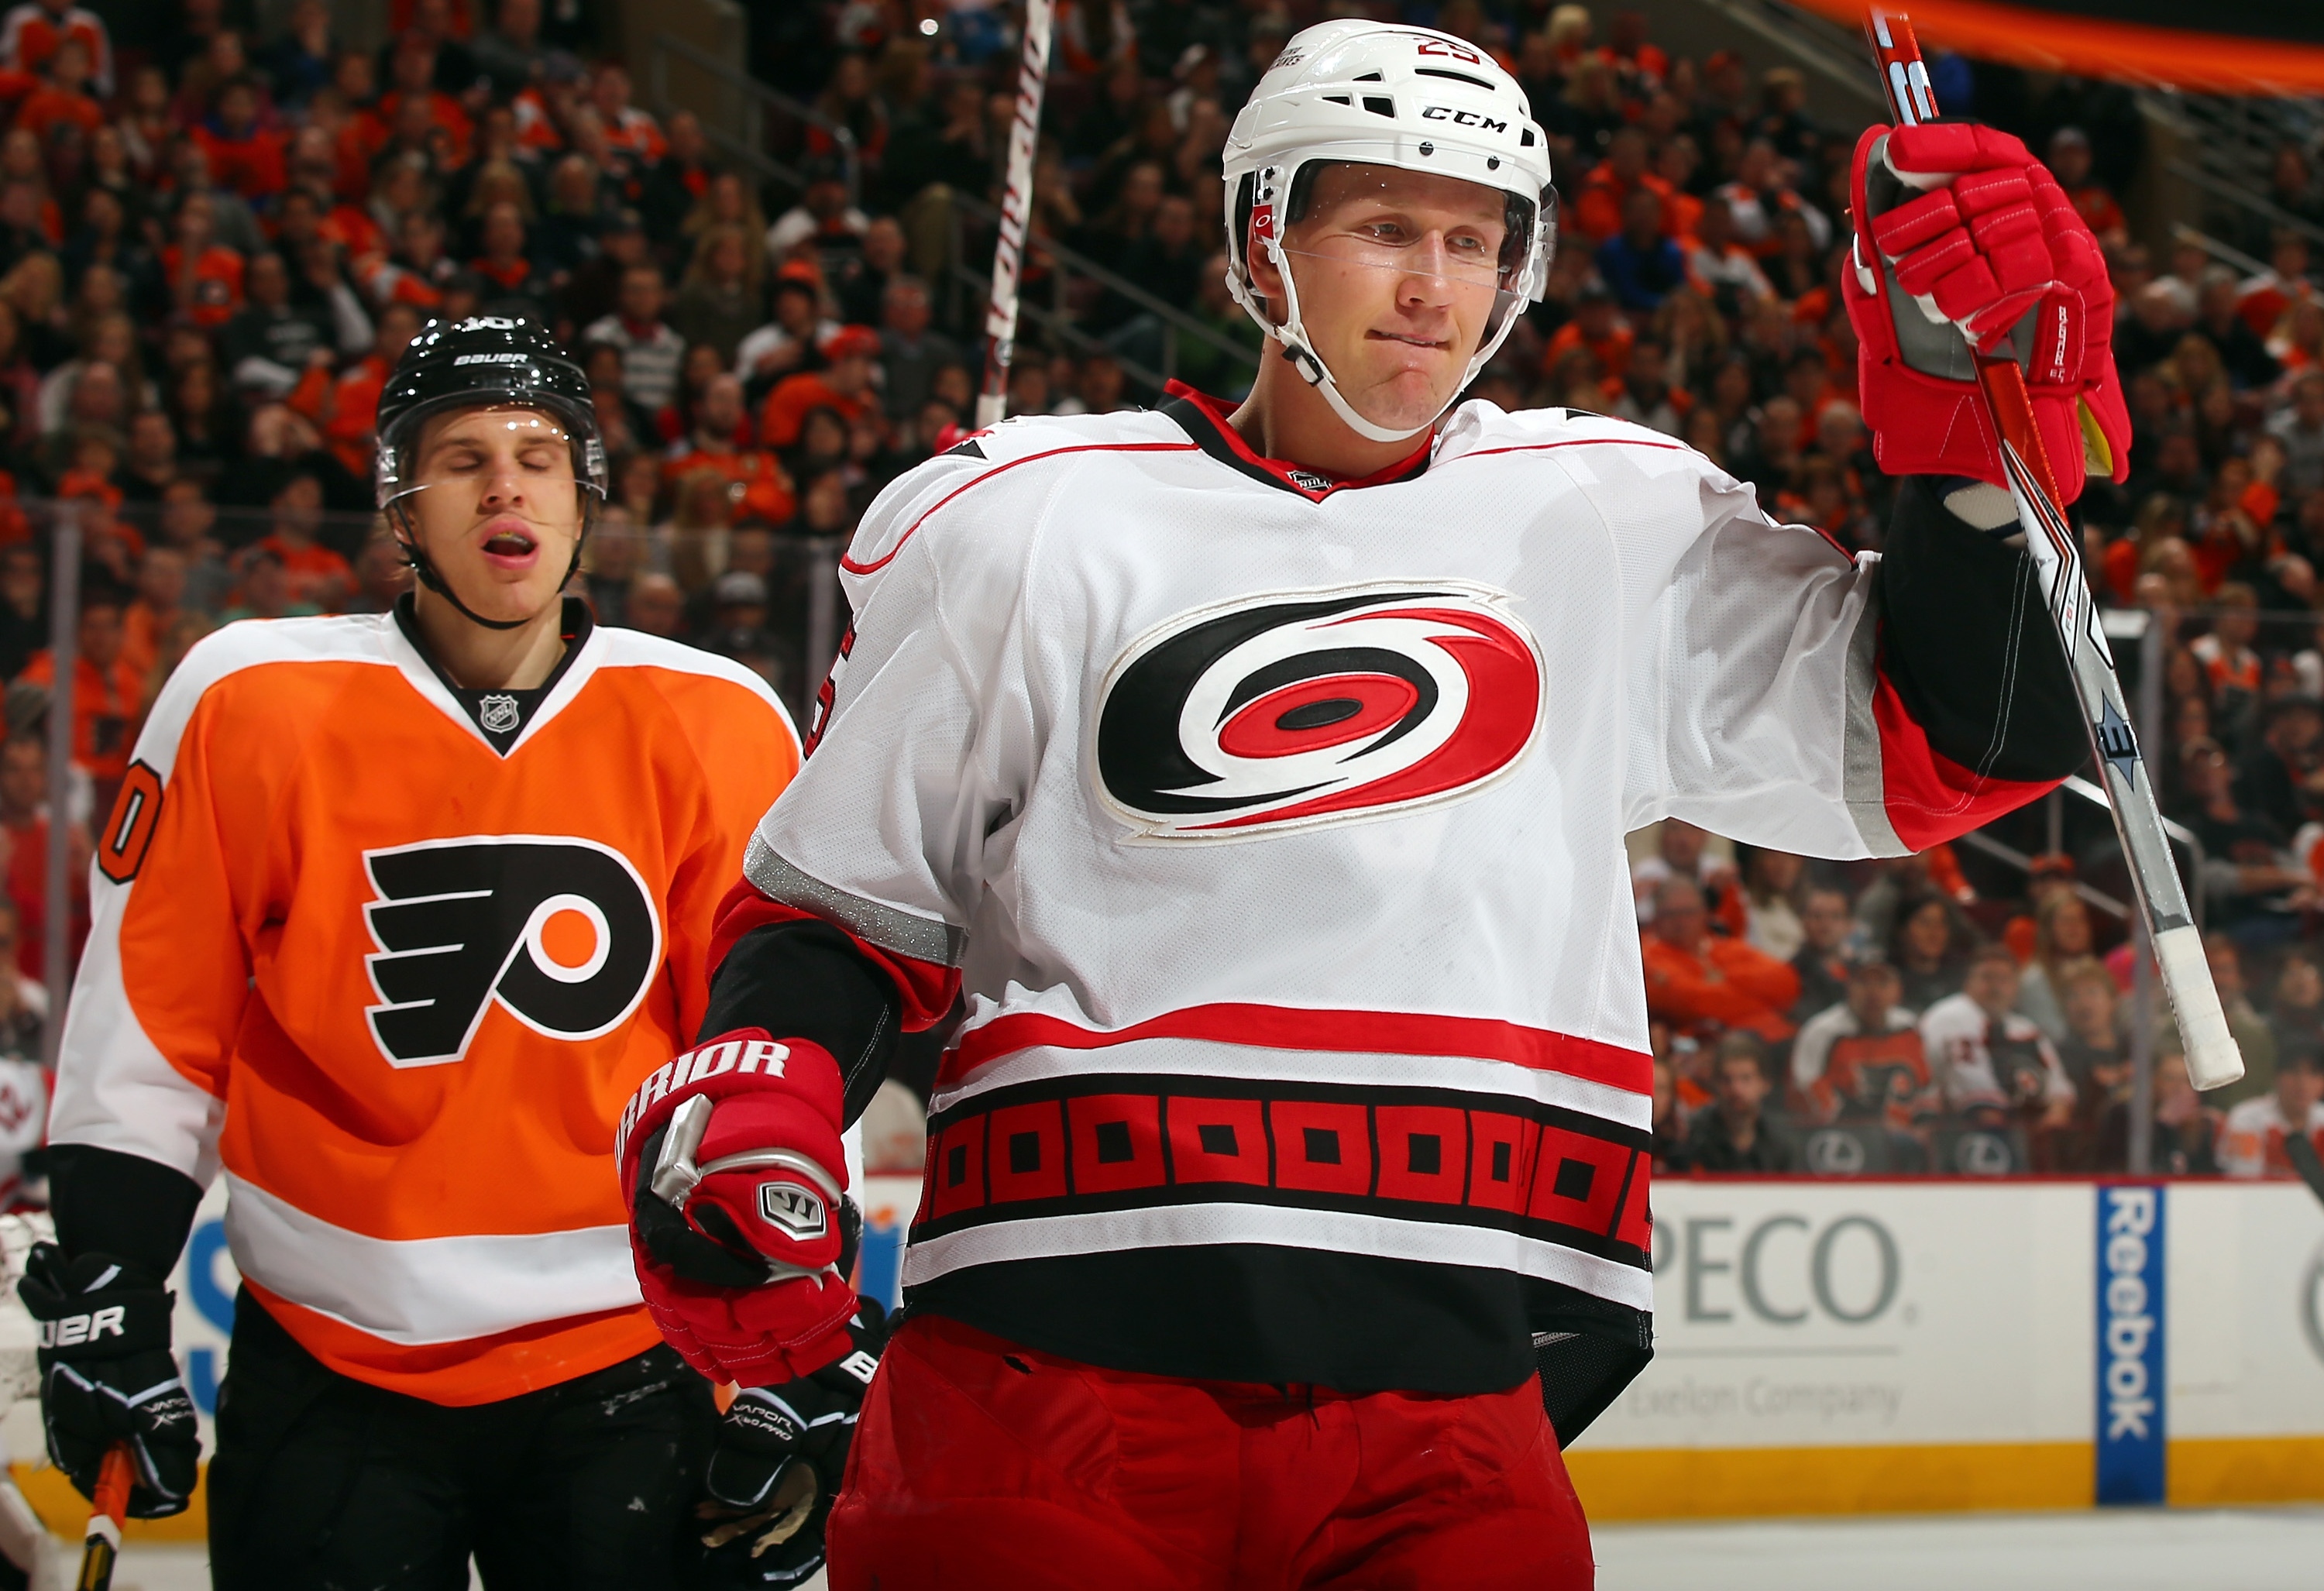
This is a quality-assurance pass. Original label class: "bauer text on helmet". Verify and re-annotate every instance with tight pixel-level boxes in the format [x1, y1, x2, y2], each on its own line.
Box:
[376, 315, 608, 632]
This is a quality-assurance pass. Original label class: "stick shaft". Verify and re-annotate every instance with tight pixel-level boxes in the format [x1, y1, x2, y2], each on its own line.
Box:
[77, 1445, 132, 1591]
[976, 0, 1057, 431]
[1860, 8, 2243, 1091]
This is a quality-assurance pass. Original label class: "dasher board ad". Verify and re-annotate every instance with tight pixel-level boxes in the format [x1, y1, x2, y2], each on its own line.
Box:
[1585, 1180, 2098, 1453]
[1566, 1177, 2324, 1516]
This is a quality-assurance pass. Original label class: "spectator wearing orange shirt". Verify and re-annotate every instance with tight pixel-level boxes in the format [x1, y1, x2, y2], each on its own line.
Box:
[1642, 875, 1802, 1044]
[254, 472, 352, 610]
[376, 31, 472, 165]
[663, 373, 796, 526]
[0, 0, 109, 98]
[117, 543, 186, 691]
[761, 325, 881, 449]
[191, 77, 289, 201]
[468, 200, 550, 314]
[2191, 582, 2263, 703]
[369, 207, 455, 313]
[1713, 139, 1831, 260]
[12, 33, 98, 143]
[2048, 128, 2126, 249]
[2237, 232, 2315, 341]
[292, 302, 420, 482]
[0, 730, 87, 986]
[161, 192, 245, 328]
[590, 65, 664, 163]
[391, 0, 474, 43]
[1571, 129, 1674, 245]
[1542, 287, 1635, 388]
[15, 582, 140, 789]
[1602, 12, 1669, 89]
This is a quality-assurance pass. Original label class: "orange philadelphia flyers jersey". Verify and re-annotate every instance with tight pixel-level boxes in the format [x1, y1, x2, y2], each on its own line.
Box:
[49, 606, 799, 1405]
[1813, 1029, 1937, 1133]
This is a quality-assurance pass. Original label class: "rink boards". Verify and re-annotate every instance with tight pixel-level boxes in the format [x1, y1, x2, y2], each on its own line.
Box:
[1566, 1177, 2324, 1518]
[12, 1173, 2324, 1537]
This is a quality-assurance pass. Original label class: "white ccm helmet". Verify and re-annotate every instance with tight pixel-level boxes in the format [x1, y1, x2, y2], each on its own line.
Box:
[1222, 21, 1556, 443]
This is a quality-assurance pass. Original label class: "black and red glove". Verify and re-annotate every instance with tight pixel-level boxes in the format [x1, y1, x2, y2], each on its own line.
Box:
[617, 1029, 860, 1388]
[18, 1245, 200, 1519]
[1844, 121, 2131, 505]
[691, 1298, 887, 1588]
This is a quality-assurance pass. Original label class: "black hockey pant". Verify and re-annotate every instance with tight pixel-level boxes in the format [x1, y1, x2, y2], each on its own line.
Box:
[206, 1288, 716, 1591]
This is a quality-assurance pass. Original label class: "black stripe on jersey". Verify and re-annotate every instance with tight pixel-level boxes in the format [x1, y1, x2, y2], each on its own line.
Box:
[909, 1070, 1652, 1270]
[1159, 390, 1433, 502]
[908, 1245, 1653, 1423]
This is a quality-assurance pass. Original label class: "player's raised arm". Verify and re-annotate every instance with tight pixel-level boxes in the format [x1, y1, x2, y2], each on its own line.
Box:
[1611, 115, 2119, 857]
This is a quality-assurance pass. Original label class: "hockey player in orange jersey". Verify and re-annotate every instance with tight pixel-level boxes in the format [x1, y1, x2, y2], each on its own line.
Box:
[25, 316, 803, 1588]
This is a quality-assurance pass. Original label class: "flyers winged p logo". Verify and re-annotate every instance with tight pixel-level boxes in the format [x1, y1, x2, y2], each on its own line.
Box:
[361, 836, 662, 1067]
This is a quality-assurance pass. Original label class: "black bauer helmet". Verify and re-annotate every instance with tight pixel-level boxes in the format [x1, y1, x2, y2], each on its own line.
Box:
[374, 314, 607, 631]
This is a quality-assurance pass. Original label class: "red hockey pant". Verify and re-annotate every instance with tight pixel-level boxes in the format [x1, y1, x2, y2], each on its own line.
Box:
[827, 1314, 1595, 1589]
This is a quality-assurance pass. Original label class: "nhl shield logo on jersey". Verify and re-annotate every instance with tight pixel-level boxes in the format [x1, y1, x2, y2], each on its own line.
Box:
[477, 693, 521, 735]
[360, 836, 663, 1067]
[1095, 582, 1542, 840]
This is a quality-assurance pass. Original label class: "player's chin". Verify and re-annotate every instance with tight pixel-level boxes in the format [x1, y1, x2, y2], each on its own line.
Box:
[1349, 363, 1463, 432]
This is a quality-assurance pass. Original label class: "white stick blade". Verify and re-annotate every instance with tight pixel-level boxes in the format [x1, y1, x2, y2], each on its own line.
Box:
[2154, 924, 2245, 1092]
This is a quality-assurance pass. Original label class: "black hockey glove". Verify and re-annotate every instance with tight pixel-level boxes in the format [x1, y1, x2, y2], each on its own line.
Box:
[17, 1244, 198, 1518]
[690, 1298, 886, 1589]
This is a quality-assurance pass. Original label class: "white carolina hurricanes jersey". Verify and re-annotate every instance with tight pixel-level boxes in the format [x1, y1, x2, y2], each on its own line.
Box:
[749, 389, 2041, 1347]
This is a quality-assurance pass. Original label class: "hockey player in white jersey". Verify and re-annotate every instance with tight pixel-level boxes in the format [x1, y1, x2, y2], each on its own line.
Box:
[614, 21, 2119, 1586]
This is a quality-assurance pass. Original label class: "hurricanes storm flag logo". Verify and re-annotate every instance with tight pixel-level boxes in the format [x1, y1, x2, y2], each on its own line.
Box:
[1095, 582, 1542, 840]
[360, 836, 662, 1067]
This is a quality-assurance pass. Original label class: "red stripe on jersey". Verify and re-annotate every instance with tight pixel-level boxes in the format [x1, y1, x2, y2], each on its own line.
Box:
[1870, 667, 2061, 850]
[1460, 438, 1693, 459]
[841, 443, 1202, 576]
[710, 880, 960, 1032]
[940, 1004, 1652, 1094]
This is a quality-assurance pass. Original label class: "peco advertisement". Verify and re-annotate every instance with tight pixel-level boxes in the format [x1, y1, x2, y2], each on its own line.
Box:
[1564, 1177, 2324, 1518]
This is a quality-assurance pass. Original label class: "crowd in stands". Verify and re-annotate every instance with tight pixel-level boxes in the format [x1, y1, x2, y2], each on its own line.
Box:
[0, 0, 2308, 1183]
[1631, 816, 2324, 1182]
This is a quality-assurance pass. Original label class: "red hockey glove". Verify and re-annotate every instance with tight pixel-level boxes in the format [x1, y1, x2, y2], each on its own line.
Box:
[1843, 122, 2131, 504]
[617, 1029, 861, 1388]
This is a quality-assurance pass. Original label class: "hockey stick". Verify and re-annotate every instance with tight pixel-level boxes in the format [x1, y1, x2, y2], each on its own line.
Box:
[75, 1444, 132, 1591]
[975, 0, 1058, 430]
[1862, 9, 2243, 1093]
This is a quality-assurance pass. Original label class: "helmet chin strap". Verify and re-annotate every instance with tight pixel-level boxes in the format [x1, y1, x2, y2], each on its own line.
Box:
[389, 490, 590, 635]
[1261, 228, 1443, 447]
